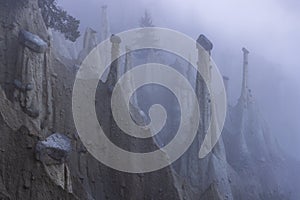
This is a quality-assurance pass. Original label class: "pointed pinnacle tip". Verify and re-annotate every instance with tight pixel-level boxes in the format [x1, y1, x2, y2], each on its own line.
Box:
[242, 47, 249, 54]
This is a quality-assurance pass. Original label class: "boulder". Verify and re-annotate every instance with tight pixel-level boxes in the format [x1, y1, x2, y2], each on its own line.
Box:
[110, 34, 121, 44]
[19, 30, 48, 53]
[36, 133, 71, 165]
[197, 34, 213, 52]
[129, 102, 149, 126]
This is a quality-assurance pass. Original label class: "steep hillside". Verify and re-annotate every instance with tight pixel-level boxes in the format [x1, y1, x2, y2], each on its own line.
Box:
[0, 0, 298, 200]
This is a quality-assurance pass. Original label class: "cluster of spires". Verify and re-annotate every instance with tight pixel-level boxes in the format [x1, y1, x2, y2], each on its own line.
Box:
[78, 5, 110, 58]
[82, 6, 251, 108]
[196, 35, 251, 107]
[109, 35, 251, 109]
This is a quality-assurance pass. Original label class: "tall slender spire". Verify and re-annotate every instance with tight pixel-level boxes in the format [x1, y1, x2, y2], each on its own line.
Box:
[100, 5, 110, 42]
[77, 27, 97, 64]
[107, 34, 121, 92]
[125, 46, 132, 72]
[125, 46, 133, 90]
[82, 27, 97, 51]
[239, 47, 250, 106]
[125, 46, 138, 105]
[223, 76, 229, 95]
[196, 34, 213, 136]
[99, 5, 111, 82]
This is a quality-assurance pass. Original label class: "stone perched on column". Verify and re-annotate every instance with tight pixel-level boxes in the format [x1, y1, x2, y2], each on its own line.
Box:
[110, 34, 121, 44]
[196, 34, 213, 53]
[18, 30, 48, 53]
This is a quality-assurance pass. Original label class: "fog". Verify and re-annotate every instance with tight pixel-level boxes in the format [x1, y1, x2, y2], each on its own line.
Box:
[57, 0, 300, 159]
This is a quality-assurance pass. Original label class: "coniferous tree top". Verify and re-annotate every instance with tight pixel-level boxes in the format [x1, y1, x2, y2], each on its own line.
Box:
[38, 0, 80, 42]
[139, 10, 154, 27]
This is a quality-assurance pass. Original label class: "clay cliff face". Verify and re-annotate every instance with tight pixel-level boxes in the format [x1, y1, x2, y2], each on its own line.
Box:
[0, 0, 298, 200]
[0, 0, 73, 199]
[0, 1, 180, 199]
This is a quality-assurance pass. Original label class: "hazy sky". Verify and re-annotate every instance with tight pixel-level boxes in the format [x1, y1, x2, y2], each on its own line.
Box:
[57, 0, 300, 158]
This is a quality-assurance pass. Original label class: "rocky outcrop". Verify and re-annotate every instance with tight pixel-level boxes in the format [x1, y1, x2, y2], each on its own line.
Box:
[0, 0, 77, 199]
